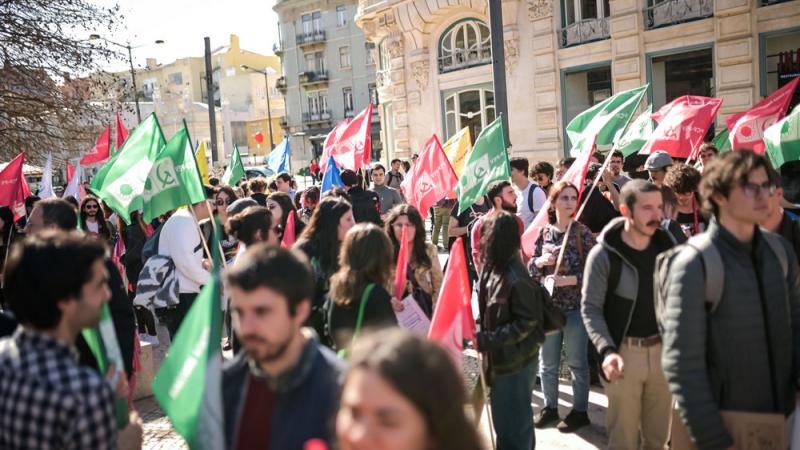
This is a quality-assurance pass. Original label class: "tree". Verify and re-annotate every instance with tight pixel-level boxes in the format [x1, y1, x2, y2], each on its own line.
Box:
[0, 0, 127, 164]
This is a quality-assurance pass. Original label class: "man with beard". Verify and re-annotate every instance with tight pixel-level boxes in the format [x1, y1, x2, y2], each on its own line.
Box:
[581, 180, 676, 450]
[223, 244, 344, 450]
[470, 180, 522, 273]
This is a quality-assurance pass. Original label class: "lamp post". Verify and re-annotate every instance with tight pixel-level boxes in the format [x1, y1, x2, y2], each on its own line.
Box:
[89, 34, 164, 124]
[241, 65, 276, 150]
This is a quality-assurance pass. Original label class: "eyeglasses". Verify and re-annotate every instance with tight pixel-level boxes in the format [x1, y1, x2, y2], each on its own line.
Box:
[742, 181, 776, 198]
[215, 198, 232, 206]
[84, 204, 99, 210]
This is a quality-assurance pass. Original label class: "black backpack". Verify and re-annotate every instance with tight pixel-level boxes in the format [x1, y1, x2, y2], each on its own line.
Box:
[140, 224, 164, 266]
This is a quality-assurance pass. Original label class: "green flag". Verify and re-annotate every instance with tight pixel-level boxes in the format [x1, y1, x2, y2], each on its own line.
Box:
[617, 105, 654, 157]
[455, 116, 509, 215]
[142, 124, 207, 223]
[90, 114, 167, 223]
[765, 104, 800, 169]
[712, 127, 732, 153]
[566, 85, 649, 155]
[81, 303, 128, 428]
[152, 221, 223, 450]
[221, 144, 245, 186]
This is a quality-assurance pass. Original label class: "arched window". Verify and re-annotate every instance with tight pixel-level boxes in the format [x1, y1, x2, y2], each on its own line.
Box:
[438, 19, 492, 74]
[444, 88, 495, 140]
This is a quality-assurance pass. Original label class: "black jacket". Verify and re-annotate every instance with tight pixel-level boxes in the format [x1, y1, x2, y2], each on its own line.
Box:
[477, 258, 544, 376]
[326, 284, 397, 351]
[347, 187, 382, 225]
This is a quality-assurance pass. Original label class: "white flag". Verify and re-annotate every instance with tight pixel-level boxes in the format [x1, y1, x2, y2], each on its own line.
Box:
[63, 163, 82, 201]
[38, 153, 56, 199]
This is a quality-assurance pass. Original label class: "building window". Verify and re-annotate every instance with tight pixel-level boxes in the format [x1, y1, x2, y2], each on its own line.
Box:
[337, 5, 348, 27]
[305, 53, 316, 73]
[343, 87, 354, 113]
[443, 88, 495, 141]
[302, 11, 322, 34]
[559, 0, 610, 48]
[563, 66, 612, 150]
[339, 46, 351, 69]
[365, 42, 376, 65]
[369, 83, 379, 106]
[762, 31, 800, 110]
[644, 0, 713, 30]
[650, 48, 713, 109]
[316, 51, 326, 73]
[168, 72, 183, 85]
[438, 19, 492, 74]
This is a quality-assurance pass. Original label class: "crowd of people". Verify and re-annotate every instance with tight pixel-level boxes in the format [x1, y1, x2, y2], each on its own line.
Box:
[0, 142, 799, 450]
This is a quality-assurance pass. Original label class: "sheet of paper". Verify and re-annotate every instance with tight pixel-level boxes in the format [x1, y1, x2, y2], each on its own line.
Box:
[395, 294, 431, 335]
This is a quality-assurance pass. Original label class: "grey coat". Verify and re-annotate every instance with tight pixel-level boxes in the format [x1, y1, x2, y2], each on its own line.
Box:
[661, 218, 800, 450]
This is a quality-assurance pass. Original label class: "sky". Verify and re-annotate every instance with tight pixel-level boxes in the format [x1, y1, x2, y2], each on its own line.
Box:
[92, 0, 281, 72]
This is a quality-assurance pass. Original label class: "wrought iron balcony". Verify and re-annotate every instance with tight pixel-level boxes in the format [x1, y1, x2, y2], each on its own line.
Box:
[299, 71, 329, 87]
[303, 110, 333, 124]
[295, 30, 326, 47]
[438, 48, 492, 74]
[275, 76, 287, 93]
[558, 18, 610, 48]
[644, 0, 713, 30]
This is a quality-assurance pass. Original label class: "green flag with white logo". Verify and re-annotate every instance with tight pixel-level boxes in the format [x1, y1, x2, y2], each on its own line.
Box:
[455, 116, 509, 215]
[617, 105, 654, 157]
[90, 114, 167, 224]
[221, 145, 245, 186]
[566, 85, 649, 156]
[765, 104, 800, 169]
[712, 127, 732, 153]
[142, 123, 206, 223]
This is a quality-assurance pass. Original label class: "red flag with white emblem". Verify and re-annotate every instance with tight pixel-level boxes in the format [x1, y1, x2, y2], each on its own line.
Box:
[401, 135, 457, 221]
[727, 77, 800, 154]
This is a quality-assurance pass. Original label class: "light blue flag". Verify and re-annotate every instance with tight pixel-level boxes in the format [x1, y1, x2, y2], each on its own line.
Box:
[321, 155, 343, 193]
[266, 138, 290, 173]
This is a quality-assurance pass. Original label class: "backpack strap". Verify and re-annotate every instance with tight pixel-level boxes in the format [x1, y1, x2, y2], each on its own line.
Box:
[352, 283, 376, 341]
[686, 233, 724, 312]
[761, 231, 789, 279]
[528, 184, 541, 214]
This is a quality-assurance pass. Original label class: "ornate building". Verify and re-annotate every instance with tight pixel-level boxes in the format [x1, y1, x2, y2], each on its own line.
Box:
[356, 0, 800, 162]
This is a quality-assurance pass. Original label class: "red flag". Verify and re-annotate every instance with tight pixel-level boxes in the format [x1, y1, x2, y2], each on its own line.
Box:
[115, 113, 129, 152]
[329, 103, 373, 171]
[394, 225, 409, 300]
[727, 77, 800, 154]
[428, 238, 475, 367]
[400, 135, 458, 221]
[66, 162, 74, 182]
[0, 153, 32, 220]
[639, 95, 723, 160]
[80, 126, 111, 165]
[319, 119, 350, 173]
[521, 136, 597, 256]
[281, 211, 297, 248]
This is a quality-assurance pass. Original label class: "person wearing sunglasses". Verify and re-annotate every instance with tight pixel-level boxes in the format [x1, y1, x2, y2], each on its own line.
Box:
[79, 196, 114, 247]
[531, 161, 555, 196]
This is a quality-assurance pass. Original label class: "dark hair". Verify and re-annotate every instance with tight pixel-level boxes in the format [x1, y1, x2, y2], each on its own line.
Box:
[37, 198, 78, 229]
[340, 169, 359, 187]
[372, 163, 386, 173]
[479, 211, 521, 271]
[63, 195, 79, 210]
[226, 206, 273, 246]
[401, 161, 411, 172]
[25, 196, 40, 211]
[531, 161, 554, 179]
[661, 185, 678, 209]
[344, 329, 483, 450]
[0, 206, 14, 242]
[558, 157, 576, 169]
[303, 186, 320, 207]
[5, 231, 106, 329]
[296, 196, 352, 274]
[323, 187, 352, 202]
[700, 151, 776, 217]
[330, 223, 392, 307]
[209, 176, 220, 186]
[215, 185, 237, 202]
[226, 244, 313, 315]
[391, 158, 401, 165]
[611, 150, 624, 160]
[620, 179, 662, 212]
[293, 190, 303, 210]
[384, 205, 432, 269]
[699, 142, 719, 155]
[248, 177, 268, 193]
[79, 196, 112, 241]
[509, 157, 529, 175]
[664, 164, 701, 195]
[486, 180, 511, 207]
[276, 172, 292, 183]
[546, 181, 580, 224]
[268, 191, 296, 230]
[592, 153, 606, 164]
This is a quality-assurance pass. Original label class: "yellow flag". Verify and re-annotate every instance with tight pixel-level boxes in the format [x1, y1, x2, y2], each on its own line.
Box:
[195, 141, 210, 184]
[442, 127, 472, 178]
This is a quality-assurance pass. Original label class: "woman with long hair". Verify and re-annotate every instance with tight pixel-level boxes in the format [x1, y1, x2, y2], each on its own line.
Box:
[529, 180, 595, 432]
[299, 186, 320, 224]
[384, 205, 443, 318]
[79, 196, 114, 246]
[327, 223, 397, 352]
[267, 191, 305, 241]
[477, 211, 544, 450]
[225, 206, 279, 258]
[336, 329, 484, 450]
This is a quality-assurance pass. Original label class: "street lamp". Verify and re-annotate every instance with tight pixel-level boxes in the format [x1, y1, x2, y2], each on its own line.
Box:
[89, 34, 165, 124]
[240, 64, 276, 150]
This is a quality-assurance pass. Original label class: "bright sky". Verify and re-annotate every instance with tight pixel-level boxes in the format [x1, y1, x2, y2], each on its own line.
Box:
[92, 0, 280, 72]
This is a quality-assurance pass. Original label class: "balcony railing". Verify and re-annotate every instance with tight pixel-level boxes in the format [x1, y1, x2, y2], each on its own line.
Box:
[558, 18, 610, 48]
[759, 0, 793, 5]
[276, 76, 287, 92]
[438, 48, 492, 74]
[299, 71, 329, 86]
[296, 30, 326, 47]
[376, 70, 391, 87]
[644, 0, 713, 30]
[303, 110, 333, 124]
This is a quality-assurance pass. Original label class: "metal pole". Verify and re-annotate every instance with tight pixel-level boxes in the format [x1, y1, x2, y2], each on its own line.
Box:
[264, 72, 275, 150]
[127, 44, 142, 124]
[488, 0, 511, 147]
[204, 37, 219, 163]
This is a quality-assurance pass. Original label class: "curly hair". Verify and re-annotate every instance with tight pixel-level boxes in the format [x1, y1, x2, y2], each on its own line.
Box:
[664, 164, 702, 195]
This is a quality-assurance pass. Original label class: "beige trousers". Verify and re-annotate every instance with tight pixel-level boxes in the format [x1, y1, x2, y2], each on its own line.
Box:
[603, 342, 673, 450]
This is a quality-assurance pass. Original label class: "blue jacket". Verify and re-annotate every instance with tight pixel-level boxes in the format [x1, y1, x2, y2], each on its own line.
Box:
[222, 336, 345, 450]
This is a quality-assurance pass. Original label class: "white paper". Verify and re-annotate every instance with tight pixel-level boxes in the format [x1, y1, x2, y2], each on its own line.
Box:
[395, 294, 431, 335]
[543, 276, 556, 296]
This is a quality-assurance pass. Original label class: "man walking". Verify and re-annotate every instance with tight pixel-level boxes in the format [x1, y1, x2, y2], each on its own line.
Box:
[341, 169, 382, 225]
[370, 163, 403, 218]
[386, 158, 404, 189]
[661, 151, 800, 449]
[582, 180, 675, 450]
[608, 151, 631, 189]
[224, 244, 344, 449]
[510, 157, 546, 229]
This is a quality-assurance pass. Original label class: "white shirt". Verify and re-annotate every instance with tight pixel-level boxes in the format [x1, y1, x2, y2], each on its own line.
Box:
[514, 181, 547, 229]
[158, 209, 210, 294]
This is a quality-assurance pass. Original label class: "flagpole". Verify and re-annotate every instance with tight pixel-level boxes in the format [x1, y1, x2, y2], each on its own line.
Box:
[2, 225, 14, 288]
[477, 352, 497, 450]
[204, 201, 228, 270]
[187, 206, 213, 263]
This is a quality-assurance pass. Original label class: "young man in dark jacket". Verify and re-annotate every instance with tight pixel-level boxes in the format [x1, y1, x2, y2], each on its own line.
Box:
[581, 180, 675, 450]
[661, 151, 800, 450]
[225, 244, 344, 450]
[341, 169, 382, 225]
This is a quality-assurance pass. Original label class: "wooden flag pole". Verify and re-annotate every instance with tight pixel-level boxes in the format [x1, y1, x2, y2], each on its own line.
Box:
[187, 205, 213, 264]
[204, 201, 228, 269]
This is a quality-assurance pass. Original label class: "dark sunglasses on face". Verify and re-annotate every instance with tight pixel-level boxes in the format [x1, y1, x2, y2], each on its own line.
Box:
[216, 198, 232, 206]
[84, 204, 99, 210]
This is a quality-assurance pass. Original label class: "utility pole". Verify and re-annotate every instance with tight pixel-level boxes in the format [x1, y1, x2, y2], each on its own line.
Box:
[488, 0, 511, 147]
[241, 65, 276, 150]
[126, 44, 142, 123]
[204, 37, 219, 163]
